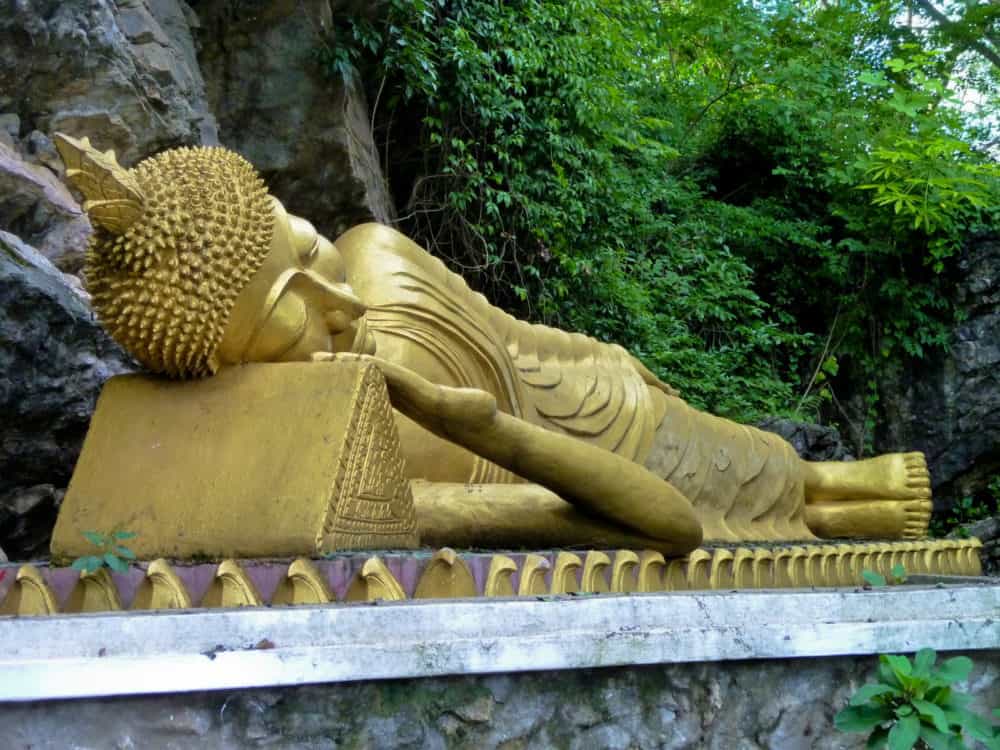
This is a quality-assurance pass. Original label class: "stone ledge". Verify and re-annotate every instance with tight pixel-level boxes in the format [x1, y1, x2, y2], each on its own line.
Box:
[1, 584, 997, 702]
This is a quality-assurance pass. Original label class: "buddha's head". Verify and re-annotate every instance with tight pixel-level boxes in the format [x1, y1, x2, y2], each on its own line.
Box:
[54, 134, 374, 377]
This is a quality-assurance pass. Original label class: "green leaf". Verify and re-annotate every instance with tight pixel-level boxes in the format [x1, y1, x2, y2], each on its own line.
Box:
[939, 691, 971, 710]
[850, 683, 899, 706]
[863, 570, 887, 587]
[82, 531, 104, 547]
[879, 660, 903, 688]
[926, 685, 948, 704]
[104, 553, 128, 573]
[934, 657, 972, 684]
[888, 714, 920, 750]
[114, 545, 137, 560]
[884, 654, 914, 680]
[947, 707, 995, 742]
[859, 71, 889, 88]
[835, 705, 892, 733]
[917, 725, 959, 750]
[913, 648, 937, 677]
[891, 563, 906, 581]
[113, 531, 138, 540]
[911, 698, 949, 733]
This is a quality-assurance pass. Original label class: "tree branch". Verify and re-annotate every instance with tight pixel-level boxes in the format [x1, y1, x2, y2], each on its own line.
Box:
[911, 0, 1000, 71]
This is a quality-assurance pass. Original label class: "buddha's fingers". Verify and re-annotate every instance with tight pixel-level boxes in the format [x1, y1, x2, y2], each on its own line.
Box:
[312, 351, 497, 430]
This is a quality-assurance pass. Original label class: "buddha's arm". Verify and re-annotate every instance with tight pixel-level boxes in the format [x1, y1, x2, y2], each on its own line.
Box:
[313, 352, 702, 550]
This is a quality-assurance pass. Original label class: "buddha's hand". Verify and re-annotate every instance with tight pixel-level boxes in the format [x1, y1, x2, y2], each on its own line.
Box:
[310, 352, 497, 434]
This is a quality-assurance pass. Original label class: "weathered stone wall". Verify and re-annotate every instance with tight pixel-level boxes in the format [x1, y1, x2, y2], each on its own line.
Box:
[4, 654, 1000, 749]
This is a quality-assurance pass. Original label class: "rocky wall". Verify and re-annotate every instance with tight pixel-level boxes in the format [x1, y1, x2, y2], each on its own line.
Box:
[4, 653, 1000, 749]
[195, 0, 395, 239]
[0, 233, 134, 559]
[868, 234, 1000, 513]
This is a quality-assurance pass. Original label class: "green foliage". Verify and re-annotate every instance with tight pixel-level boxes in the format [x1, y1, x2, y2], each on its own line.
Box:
[324, 0, 1000, 428]
[862, 563, 908, 587]
[836, 649, 1000, 749]
[71, 530, 137, 574]
[930, 477, 1000, 537]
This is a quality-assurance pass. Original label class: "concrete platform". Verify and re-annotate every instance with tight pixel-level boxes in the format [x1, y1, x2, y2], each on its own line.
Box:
[1, 583, 997, 702]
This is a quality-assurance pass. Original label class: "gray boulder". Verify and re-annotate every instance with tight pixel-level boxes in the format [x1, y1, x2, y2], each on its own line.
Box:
[196, 0, 395, 239]
[0, 0, 218, 162]
[0, 0, 218, 271]
[0, 484, 64, 560]
[756, 417, 854, 463]
[0, 231, 134, 558]
[0, 142, 93, 272]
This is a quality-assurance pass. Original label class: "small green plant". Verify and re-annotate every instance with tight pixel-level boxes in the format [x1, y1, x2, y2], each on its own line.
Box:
[71, 530, 137, 574]
[930, 493, 995, 538]
[862, 564, 908, 587]
[835, 649, 1000, 749]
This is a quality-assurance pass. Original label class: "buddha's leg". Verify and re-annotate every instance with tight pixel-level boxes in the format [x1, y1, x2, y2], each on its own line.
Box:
[801, 454, 932, 539]
[644, 394, 814, 542]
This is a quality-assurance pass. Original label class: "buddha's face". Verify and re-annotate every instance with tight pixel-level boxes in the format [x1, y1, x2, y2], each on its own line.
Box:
[217, 197, 376, 366]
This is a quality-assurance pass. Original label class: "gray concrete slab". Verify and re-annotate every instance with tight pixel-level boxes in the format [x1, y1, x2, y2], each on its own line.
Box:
[0, 585, 997, 701]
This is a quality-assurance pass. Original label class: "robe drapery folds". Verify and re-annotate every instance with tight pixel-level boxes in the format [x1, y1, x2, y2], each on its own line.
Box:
[338, 224, 811, 540]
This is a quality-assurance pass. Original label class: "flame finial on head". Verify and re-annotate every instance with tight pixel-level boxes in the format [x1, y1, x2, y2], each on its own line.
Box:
[53, 133, 146, 234]
[54, 134, 275, 377]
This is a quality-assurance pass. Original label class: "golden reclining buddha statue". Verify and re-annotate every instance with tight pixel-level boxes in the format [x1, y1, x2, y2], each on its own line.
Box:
[51, 135, 932, 558]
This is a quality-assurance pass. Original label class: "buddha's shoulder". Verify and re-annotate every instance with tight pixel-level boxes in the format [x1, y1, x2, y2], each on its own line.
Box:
[335, 222, 495, 305]
[333, 225, 640, 369]
[336, 223, 442, 272]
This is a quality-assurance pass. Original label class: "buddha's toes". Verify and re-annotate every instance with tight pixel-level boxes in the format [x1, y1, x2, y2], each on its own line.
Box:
[900, 498, 933, 539]
[805, 452, 932, 504]
[867, 452, 932, 501]
[872, 497, 932, 539]
[803, 497, 932, 540]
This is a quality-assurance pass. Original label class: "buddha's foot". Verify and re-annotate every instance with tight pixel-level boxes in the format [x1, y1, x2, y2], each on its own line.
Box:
[804, 452, 931, 504]
[804, 497, 932, 540]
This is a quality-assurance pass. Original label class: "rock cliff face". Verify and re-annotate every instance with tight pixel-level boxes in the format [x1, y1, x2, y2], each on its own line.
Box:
[0, 233, 135, 558]
[0, 0, 219, 199]
[196, 0, 395, 238]
[756, 418, 854, 463]
[870, 234, 1000, 512]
